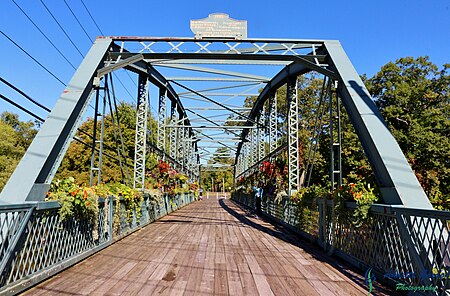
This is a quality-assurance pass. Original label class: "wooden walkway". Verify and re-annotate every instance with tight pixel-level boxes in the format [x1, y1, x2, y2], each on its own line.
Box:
[23, 197, 392, 295]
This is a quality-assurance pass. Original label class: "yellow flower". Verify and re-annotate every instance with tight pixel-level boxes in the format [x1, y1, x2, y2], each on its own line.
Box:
[354, 192, 363, 200]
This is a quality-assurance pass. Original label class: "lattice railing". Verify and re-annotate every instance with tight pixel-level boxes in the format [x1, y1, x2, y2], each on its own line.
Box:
[0, 193, 194, 295]
[233, 192, 450, 295]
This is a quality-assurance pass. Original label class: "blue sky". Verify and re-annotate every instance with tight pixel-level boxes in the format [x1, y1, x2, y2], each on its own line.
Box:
[0, 0, 449, 122]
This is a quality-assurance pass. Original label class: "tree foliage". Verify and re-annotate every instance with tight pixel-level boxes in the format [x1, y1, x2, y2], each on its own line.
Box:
[201, 147, 234, 191]
[56, 102, 159, 186]
[0, 112, 37, 192]
[366, 57, 450, 209]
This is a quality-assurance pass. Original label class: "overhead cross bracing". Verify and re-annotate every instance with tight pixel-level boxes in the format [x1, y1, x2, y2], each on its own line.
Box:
[0, 36, 432, 210]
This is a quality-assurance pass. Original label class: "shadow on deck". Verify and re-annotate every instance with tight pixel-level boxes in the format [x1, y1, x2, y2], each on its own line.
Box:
[23, 197, 396, 295]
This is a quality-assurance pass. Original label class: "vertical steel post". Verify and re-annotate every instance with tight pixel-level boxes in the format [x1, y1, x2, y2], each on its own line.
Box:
[169, 102, 177, 167]
[89, 88, 100, 187]
[237, 155, 242, 176]
[252, 127, 258, 166]
[336, 83, 343, 187]
[329, 81, 342, 190]
[287, 77, 299, 195]
[133, 74, 149, 190]
[241, 143, 246, 173]
[179, 126, 186, 173]
[244, 141, 250, 172]
[157, 87, 167, 159]
[258, 106, 266, 161]
[269, 92, 278, 154]
[97, 88, 107, 185]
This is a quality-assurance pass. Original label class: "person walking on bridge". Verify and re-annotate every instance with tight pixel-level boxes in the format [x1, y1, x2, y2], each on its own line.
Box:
[254, 182, 263, 217]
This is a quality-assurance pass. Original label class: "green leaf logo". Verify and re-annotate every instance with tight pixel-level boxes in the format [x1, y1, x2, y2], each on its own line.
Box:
[364, 268, 376, 295]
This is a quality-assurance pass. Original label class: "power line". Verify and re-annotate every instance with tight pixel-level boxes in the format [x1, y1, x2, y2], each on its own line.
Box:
[0, 91, 128, 165]
[0, 77, 51, 112]
[6, 0, 134, 129]
[0, 77, 118, 155]
[39, 0, 85, 58]
[113, 72, 135, 101]
[69, 1, 137, 108]
[10, 0, 76, 70]
[0, 93, 45, 122]
[0, 30, 66, 86]
[63, 0, 93, 43]
[79, 0, 104, 35]
[0, 91, 133, 168]
[74, 1, 137, 108]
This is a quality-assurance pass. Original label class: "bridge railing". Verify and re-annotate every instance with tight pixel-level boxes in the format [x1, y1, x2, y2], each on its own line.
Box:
[233, 192, 450, 295]
[0, 192, 195, 295]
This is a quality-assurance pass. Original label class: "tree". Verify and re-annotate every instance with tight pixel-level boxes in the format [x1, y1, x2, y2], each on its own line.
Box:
[56, 102, 159, 186]
[0, 112, 37, 192]
[0, 112, 38, 148]
[201, 147, 234, 192]
[366, 57, 450, 209]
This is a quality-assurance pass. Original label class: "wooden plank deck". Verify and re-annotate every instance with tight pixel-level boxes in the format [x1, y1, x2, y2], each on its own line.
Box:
[23, 197, 394, 295]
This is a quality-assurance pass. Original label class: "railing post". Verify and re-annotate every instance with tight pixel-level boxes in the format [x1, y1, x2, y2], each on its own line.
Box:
[108, 196, 114, 241]
[318, 198, 325, 249]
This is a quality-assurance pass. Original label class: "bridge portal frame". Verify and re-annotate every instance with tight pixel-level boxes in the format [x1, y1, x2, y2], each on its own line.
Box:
[0, 37, 432, 210]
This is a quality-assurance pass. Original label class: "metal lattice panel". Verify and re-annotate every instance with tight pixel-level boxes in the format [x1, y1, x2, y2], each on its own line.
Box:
[157, 88, 167, 156]
[329, 208, 418, 286]
[133, 75, 149, 190]
[287, 78, 299, 194]
[0, 208, 33, 284]
[268, 92, 277, 154]
[179, 127, 186, 172]
[257, 107, 265, 161]
[132, 39, 325, 58]
[251, 127, 258, 166]
[244, 141, 250, 172]
[5, 209, 97, 286]
[399, 212, 450, 291]
[169, 105, 178, 163]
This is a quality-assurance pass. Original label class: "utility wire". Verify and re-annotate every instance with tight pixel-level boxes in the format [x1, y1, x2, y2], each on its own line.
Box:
[74, 1, 137, 109]
[79, 0, 104, 35]
[113, 72, 135, 100]
[10, 0, 76, 70]
[63, 0, 94, 43]
[0, 31, 66, 86]
[0, 77, 120, 156]
[75, 0, 137, 108]
[0, 90, 132, 167]
[0, 77, 51, 112]
[3, 3, 135, 169]
[8, 1, 135, 148]
[0, 93, 45, 122]
[39, 0, 85, 58]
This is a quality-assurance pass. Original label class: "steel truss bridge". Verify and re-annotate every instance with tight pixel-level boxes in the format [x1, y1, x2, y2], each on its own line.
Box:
[1, 37, 449, 295]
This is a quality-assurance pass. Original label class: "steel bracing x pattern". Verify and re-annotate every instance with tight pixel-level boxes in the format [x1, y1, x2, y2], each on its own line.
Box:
[268, 92, 278, 154]
[157, 88, 167, 156]
[169, 104, 178, 165]
[257, 106, 266, 162]
[133, 75, 149, 190]
[287, 78, 299, 194]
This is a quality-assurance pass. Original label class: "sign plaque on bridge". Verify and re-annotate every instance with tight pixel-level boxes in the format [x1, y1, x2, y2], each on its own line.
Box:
[190, 13, 247, 39]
